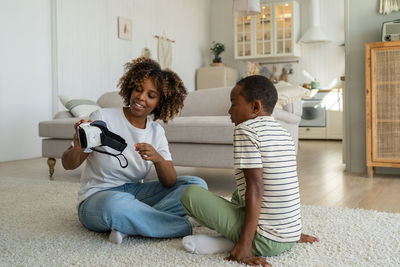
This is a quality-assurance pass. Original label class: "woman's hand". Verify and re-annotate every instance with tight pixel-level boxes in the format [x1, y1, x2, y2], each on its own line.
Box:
[135, 143, 176, 187]
[61, 119, 91, 170]
[225, 242, 271, 267]
[135, 143, 162, 163]
[72, 120, 91, 151]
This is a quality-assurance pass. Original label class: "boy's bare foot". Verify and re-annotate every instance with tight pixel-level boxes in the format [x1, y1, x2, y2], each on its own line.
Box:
[225, 255, 271, 267]
[297, 233, 319, 243]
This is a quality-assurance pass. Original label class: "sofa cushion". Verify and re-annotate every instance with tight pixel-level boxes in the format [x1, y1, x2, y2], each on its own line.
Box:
[180, 87, 232, 117]
[39, 117, 83, 138]
[160, 116, 234, 144]
[59, 95, 100, 117]
[40, 115, 236, 143]
[275, 81, 310, 108]
[97, 91, 124, 108]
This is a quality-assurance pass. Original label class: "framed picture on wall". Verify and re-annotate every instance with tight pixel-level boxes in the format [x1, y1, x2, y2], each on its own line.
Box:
[118, 17, 132, 41]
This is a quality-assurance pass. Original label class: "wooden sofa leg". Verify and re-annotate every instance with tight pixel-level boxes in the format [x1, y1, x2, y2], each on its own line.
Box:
[47, 158, 56, 180]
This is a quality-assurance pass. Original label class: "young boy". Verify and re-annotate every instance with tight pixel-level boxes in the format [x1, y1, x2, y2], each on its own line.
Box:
[180, 75, 318, 266]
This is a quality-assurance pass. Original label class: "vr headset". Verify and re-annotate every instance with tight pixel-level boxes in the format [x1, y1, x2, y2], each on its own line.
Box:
[78, 120, 128, 168]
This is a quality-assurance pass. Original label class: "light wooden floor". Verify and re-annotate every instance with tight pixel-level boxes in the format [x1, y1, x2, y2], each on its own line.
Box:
[1, 140, 399, 213]
[296, 141, 400, 213]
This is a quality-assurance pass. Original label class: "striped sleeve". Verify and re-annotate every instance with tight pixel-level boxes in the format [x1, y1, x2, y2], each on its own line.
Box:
[234, 124, 262, 169]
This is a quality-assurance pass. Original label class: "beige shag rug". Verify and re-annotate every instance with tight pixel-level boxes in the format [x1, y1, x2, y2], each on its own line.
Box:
[0, 176, 399, 267]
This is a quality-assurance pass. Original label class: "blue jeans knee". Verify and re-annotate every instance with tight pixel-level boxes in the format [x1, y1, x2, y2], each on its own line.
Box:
[177, 175, 208, 190]
[78, 190, 134, 232]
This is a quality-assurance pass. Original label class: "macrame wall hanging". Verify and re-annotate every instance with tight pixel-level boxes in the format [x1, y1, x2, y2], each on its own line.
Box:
[379, 0, 400, 14]
[154, 34, 175, 69]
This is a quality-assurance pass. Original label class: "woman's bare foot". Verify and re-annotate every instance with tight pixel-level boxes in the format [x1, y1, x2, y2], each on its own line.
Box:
[297, 233, 319, 243]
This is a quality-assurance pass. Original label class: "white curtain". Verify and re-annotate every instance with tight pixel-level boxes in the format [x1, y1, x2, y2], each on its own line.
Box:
[380, 0, 400, 14]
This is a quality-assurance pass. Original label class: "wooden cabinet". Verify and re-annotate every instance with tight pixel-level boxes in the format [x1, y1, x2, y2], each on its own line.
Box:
[196, 66, 239, 90]
[365, 41, 400, 177]
[234, 0, 300, 60]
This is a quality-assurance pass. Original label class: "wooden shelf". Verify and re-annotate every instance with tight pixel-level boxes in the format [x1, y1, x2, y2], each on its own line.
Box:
[376, 81, 400, 85]
[376, 119, 400, 123]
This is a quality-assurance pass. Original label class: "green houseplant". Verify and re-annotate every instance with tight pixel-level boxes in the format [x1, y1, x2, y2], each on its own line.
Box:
[210, 41, 225, 63]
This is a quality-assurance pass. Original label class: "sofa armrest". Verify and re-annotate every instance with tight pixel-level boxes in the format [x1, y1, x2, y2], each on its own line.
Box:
[292, 99, 303, 117]
[53, 111, 73, 119]
[272, 108, 301, 124]
[39, 117, 80, 138]
[281, 99, 302, 117]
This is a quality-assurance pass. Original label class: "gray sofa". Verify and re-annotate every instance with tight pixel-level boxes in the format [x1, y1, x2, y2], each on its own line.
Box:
[39, 87, 302, 179]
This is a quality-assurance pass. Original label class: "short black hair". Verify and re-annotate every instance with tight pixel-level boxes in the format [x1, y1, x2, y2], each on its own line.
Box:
[236, 75, 278, 114]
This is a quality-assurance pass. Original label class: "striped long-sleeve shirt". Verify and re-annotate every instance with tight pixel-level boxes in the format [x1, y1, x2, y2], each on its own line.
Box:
[234, 116, 301, 243]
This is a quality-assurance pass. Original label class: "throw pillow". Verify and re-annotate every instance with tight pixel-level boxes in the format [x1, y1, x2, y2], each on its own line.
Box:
[275, 81, 310, 108]
[59, 95, 100, 117]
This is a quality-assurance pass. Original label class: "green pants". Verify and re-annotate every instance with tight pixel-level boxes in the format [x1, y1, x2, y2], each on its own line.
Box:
[180, 185, 295, 256]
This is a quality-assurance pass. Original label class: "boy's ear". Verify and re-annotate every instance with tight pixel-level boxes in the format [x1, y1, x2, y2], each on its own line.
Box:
[252, 100, 263, 115]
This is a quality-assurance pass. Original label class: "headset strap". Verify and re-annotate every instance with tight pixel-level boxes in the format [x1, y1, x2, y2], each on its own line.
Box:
[91, 147, 128, 168]
[90, 122, 127, 152]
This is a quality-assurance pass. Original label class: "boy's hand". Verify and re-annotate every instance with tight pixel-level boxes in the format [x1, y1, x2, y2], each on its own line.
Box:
[224, 168, 269, 266]
[225, 242, 271, 267]
[135, 143, 162, 163]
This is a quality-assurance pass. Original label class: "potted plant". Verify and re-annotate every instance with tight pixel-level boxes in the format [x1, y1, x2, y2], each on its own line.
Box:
[210, 41, 225, 65]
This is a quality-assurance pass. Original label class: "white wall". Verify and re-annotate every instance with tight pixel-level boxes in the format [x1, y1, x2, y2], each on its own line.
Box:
[0, 0, 52, 162]
[344, 0, 400, 173]
[293, 0, 345, 88]
[55, 0, 211, 109]
[210, 0, 345, 89]
[0, 0, 211, 162]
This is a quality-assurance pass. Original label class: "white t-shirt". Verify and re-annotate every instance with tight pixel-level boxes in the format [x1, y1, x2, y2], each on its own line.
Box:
[78, 108, 172, 204]
[234, 116, 301, 243]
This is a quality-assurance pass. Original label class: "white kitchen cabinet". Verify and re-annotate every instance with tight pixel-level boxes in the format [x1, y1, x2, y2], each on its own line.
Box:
[299, 112, 343, 140]
[299, 127, 327, 139]
[326, 110, 343, 139]
[299, 89, 343, 140]
[234, 0, 300, 60]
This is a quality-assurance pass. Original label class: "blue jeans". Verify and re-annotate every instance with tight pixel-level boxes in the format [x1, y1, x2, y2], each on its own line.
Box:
[78, 176, 207, 238]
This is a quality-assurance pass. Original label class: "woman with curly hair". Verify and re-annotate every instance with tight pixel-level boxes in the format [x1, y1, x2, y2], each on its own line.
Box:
[62, 57, 207, 244]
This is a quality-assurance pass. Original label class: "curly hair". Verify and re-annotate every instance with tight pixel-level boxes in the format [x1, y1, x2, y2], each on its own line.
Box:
[118, 57, 187, 123]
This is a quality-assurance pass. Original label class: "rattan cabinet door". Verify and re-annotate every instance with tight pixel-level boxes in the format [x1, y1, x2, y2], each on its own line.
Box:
[371, 47, 400, 162]
[366, 41, 400, 177]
